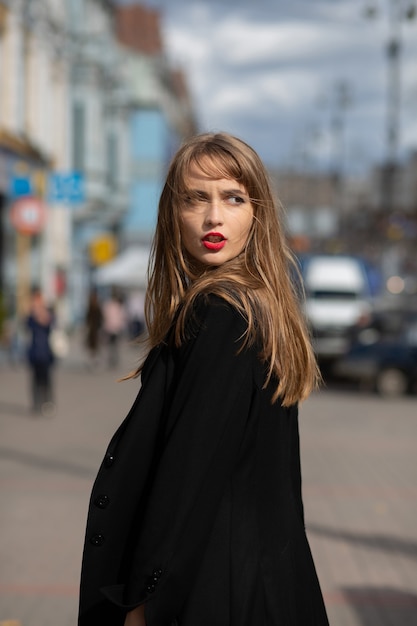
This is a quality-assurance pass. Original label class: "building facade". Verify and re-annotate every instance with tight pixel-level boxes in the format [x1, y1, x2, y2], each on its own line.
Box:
[0, 0, 197, 330]
[115, 3, 197, 246]
[0, 0, 71, 324]
[67, 0, 131, 323]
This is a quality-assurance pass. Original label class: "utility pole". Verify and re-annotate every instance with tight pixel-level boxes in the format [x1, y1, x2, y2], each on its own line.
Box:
[365, 1, 416, 216]
[383, 0, 403, 216]
[330, 80, 351, 241]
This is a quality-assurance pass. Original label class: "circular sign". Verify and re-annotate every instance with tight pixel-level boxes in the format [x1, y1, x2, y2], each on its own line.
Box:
[89, 234, 117, 266]
[9, 196, 47, 235]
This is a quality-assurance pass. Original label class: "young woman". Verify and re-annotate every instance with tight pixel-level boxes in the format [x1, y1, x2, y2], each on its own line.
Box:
[78, 132, 329, 626]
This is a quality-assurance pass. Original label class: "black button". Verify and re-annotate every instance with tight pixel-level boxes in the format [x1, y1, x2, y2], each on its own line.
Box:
[152, 569, 162, 578]
[146, 584, 155, 593]
[94, 494, 110, 509]
[104, 454, 115, 468]
[89, 534, 105, 547]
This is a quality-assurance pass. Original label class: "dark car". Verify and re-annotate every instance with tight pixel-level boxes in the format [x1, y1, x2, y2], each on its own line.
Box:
[334, 313, 417, 397]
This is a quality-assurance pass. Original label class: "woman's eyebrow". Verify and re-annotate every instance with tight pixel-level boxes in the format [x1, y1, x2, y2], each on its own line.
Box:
[185, 188, 209, 197]
[185, 186, 248, 198]
[222, 188, 248, 196]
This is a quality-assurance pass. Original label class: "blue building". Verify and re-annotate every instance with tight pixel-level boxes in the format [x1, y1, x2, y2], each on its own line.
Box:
[116, 3, 197, 246]
[124, 107, 167, 242]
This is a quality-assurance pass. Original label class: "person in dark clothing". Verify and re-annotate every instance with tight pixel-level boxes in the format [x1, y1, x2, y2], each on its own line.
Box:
[26, 287, 55, 415]
[85, 288, 103, 368]
[78, 133, 329, 626]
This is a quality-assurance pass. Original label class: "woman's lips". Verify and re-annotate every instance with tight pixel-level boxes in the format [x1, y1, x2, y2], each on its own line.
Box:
[202, 233, 226, 251]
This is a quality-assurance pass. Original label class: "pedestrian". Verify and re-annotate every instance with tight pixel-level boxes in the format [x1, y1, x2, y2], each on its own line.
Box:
[79, 132, 329, 626]
[126, 290, 145, 340]
[25, 287, 55, 415]
[85, 288, 103, 369]
[102, 288, 127, 369]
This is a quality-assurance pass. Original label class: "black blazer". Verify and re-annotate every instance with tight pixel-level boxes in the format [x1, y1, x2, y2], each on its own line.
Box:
[78, 295, 329, 626]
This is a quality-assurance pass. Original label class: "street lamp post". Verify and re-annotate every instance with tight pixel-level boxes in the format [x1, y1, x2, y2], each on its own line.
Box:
[383, 0, 403, 217]
[330, 80, 351, 241]
[366, 1, 416, 216]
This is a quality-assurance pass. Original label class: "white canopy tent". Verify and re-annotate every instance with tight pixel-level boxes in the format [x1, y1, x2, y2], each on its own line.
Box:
[94, 247, 151, 289]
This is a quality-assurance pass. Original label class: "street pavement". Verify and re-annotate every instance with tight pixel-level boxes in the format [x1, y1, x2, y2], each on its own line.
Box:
[0, 335, 417, 626]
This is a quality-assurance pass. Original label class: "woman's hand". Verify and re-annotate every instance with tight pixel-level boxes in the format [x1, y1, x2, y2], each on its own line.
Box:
[124, 604, 146, 626]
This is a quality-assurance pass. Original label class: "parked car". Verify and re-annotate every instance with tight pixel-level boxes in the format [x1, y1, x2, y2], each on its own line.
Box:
[299, 254, 380, 363]
[334, 313, 417, 397]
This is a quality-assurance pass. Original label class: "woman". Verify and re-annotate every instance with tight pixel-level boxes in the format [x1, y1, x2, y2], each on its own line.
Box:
[79, 133, 329, 626]
[102, 288, 127, 369]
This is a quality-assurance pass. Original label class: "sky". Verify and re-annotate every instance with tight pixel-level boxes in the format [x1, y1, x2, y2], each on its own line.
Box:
[116, 0, 417, 176]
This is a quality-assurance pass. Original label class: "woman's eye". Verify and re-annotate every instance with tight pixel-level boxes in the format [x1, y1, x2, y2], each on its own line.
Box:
[184, 192, 206, 203]
[228, 195, 245, 205]
[184, 193, 199, 204]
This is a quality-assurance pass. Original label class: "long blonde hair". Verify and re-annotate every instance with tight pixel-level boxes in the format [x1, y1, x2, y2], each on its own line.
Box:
[130, 132, 320, 406]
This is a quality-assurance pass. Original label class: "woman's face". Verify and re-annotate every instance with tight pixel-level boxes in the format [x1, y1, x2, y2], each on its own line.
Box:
[179, 160, 254, 266]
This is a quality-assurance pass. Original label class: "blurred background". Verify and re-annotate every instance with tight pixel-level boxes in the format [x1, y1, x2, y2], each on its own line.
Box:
[0, 0, 416, 335]
[0, 1, 416, 625]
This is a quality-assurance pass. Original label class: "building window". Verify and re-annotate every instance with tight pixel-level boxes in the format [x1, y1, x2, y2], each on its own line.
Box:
[67, 0, 85, 31]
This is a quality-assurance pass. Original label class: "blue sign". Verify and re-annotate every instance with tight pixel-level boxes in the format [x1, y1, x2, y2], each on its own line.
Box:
[48, 172, 85, 204]
[10, 176, 33, 197]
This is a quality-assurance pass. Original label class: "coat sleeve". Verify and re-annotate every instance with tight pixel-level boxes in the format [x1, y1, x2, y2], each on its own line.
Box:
[102, 295, 256, 624]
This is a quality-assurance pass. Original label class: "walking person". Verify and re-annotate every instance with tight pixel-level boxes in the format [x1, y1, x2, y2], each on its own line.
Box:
[102, 288, 127, 369]
[85, 288, 103, 369]
[79, 132, 329, 626]
[126, 290, 145, 340]
[26, 287, 55, 415]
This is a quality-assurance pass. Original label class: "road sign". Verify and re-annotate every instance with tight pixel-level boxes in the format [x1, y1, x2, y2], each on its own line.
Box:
[10, 176, 32, 197]
[9, 196, 47, 235]
[48, 172, 85, 204]
[89, 234, 117, 266]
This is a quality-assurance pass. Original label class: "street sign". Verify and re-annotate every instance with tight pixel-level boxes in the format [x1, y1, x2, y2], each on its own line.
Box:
[89, 234, 117, 266]
[48, 172, 85, 204]
[10, 176, 32, 197]
[9, 196, 47, 235]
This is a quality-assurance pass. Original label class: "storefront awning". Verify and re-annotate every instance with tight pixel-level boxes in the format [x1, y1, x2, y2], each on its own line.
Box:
[0, 127, 51, 165]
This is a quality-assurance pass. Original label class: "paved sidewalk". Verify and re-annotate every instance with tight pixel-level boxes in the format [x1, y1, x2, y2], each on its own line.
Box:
[300, 390, 417, 626]
[1, 336, 417, 625]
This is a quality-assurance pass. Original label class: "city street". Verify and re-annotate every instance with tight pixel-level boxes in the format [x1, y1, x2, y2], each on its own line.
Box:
[0, 338, 417, 626]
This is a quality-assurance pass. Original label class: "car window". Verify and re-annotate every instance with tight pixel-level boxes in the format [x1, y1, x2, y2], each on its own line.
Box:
[309, 290, 359, 300]
[405, 322, 417, 346]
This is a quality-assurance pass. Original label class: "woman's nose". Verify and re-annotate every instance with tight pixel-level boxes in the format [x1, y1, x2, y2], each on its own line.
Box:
[205, 200, 223, 226]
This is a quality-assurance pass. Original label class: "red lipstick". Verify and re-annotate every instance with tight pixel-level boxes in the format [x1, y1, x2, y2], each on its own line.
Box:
[202, 232, 226, 251]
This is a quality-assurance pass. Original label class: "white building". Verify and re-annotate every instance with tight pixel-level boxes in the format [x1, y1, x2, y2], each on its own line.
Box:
[0, 0, 196, 329]
[0, 0, 72, 323]
[67, 0, 131, 323]
[0, 0, 131, 326]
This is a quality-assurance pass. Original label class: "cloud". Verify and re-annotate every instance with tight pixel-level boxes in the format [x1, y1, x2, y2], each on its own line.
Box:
[159, 0, 417, 171]
[213, 18, 358, 67]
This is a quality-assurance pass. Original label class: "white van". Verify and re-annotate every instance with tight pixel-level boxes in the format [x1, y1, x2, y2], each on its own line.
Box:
[300, 254, 376, 361]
